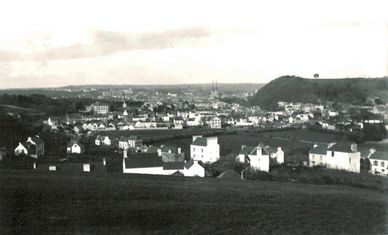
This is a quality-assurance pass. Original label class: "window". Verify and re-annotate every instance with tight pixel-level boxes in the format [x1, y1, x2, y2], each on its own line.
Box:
[331, 151, 334, 157]
[381, 161, 385, 167]
[374, 161, 378, 166]
[320, 156, 322, 162]
[349, 158, 351, 163]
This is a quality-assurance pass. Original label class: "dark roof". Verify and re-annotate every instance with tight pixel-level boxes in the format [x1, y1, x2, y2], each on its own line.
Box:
[359, 147, 373, 158]
[239, 144, 273, 156]
[124, 152, 163, 169]
[328, 142, 358, 153]
[309, 144, 329, 155]
[163, 162, 185, 170]
[369, 151, 388, 161]
[239, 146, 256, 155]
[30, 136, 44, 145]
[217, 169, 241, 179]
[185, 159, 195, 169]
[192, 137, 207, 146]
[119, 136, 128, 142]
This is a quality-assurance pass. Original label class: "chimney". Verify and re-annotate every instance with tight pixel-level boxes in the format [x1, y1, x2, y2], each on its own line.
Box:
[313, 144, 318, 148]
[277, 147, 282, 152]
[123, 150, 128, 158]
[350, 143, 357, 152]
[168, 149, 172, 153]
[103, 158, 106, 166]
[33, 162, 36, 169]
[177, 147, 181, 154]
[241, 145, 246, 150]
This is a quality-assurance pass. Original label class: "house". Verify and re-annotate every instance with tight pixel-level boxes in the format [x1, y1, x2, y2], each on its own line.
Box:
[209, 117, 222, 129]
[128, 135, 142, 148]
[95, 135, 111, 146]
[118, 136, 129, 149]
[309, 142, 361, 173]
[91, 102, 109, 115]
[122, 151, 184, 175]
[369, 151, 388, 176]
[14, 142, 31, 157]
[190, 135, 220, 163]
[67, 141, 84, 154]
[236, 144, 284, 172]
[173, 117, 184, 129]
[183, 159, 205, 177]
[26, 136, 45, 158]
[14, 136, 45, 159]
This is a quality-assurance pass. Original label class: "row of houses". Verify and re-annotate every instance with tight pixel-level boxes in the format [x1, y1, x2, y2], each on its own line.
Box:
[308, 142, 388, 176]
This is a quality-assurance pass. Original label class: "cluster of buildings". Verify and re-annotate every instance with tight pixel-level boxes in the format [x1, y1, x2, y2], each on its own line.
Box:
[308, 142, 388, 175]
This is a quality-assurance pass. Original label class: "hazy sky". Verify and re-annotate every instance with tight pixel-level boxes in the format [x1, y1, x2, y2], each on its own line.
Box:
[0, 0, 388, 88]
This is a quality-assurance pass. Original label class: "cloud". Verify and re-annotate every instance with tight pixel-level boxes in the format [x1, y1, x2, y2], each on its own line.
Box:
[0, 26, 210, 62]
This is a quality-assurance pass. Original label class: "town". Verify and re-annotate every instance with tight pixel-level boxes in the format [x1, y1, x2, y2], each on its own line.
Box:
[1, 78, 387, 181]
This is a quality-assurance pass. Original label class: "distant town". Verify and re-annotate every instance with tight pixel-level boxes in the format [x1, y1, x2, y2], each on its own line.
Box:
[1, 77, 387, 180]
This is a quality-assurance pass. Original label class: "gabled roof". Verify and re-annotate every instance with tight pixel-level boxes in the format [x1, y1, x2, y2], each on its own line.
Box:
[328, 142, 358, 153]
[124, 152, 163, 169]
[67, 141, 84, 148]
[185, 159, 195, 169]
[163, 162, 185, 170]
[369, 151, 388, 161]
[119, 136, 128, 142]
[239, 144, 273, 156]
[192, 137, 207, 146]
[309, 144, 329, 155]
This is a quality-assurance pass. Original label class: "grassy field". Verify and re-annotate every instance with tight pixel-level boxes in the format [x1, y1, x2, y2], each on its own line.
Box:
[0, 170, 386, 234]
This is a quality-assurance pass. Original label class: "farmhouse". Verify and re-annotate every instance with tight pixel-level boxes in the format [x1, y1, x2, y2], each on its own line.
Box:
[67, 141, 85, 154]
[236, 144, 284, 172]
[369, 151, 388, 176]
[183, 159, 205, 177]
[122, 151, 184, 175]
[95, 135, 111, 146]
[190, 135, 220, 163]
[309, 142, 361, 173]
[14, 136, 45, 159]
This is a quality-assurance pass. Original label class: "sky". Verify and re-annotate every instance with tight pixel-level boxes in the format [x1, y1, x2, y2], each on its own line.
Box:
[0, 0, 388, 88]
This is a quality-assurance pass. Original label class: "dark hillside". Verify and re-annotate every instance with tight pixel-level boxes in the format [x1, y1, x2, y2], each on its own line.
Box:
[250, 76, 388, 110]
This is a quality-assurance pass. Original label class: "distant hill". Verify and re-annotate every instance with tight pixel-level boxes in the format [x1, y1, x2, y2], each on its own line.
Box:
[250, 76, 388, 110]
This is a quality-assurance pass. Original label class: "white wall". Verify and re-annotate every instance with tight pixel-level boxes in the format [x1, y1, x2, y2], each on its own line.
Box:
[184, 162, 205, 177]
[370, 159, 388, 176]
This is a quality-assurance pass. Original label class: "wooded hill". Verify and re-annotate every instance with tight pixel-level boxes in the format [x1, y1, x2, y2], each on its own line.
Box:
[249, 76, 388, 110]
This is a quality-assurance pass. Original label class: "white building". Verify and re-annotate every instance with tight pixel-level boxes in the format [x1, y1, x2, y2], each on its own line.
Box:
[183, 159, 205, 177]
[122, 151, 184, 175]
[95, 135, 111, 146]
[190, 135, 220, 163]
[309, 142, 361, 173]
[369, 151, 388, 176]
[67, 141, 84, 154]
[209, 117, 222, 129]
[236, 144, 284, 172]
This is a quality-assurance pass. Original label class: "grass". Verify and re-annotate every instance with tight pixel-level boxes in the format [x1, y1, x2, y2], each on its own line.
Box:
[0, 169, 386, 234]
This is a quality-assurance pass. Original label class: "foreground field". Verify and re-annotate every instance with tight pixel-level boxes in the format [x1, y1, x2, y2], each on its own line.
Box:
[0, 170, 386, 234]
